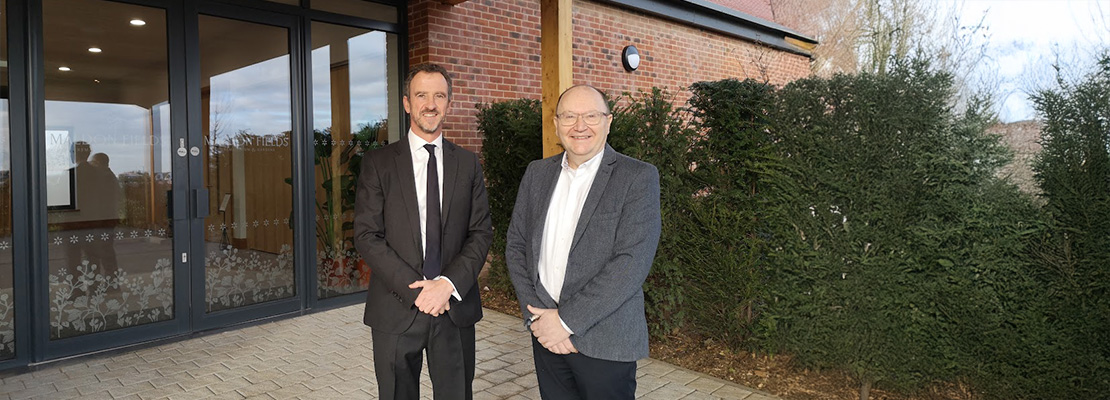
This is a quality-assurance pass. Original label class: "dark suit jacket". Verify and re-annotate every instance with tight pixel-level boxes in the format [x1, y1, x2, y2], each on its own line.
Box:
[354, 136, 493, 334]
[505, 145, 662, 362]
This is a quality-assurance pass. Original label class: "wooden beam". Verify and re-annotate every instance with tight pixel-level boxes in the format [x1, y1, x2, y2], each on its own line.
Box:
[541, 0, 573, 158]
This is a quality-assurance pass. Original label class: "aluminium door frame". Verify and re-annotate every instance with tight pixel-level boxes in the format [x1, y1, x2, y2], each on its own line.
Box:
[3, 0, 406, 370]
[185, 1, 308, 331]
[25, 0, 194, 362]
[2, 0, 34, 372]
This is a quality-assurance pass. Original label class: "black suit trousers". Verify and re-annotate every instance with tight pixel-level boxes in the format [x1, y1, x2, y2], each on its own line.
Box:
[531, 336, 636, 400]
[372, 312, 476, 400]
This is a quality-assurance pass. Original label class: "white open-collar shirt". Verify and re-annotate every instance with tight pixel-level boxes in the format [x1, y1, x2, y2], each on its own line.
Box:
[408, 131, 459, 299]
[539, 148, 605, 308]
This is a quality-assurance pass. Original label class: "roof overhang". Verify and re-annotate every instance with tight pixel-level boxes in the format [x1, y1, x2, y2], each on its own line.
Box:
[595, 0, 818, 57]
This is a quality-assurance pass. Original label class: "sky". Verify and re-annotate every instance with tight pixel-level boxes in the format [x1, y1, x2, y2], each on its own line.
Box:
[956, 0, 1109, 122]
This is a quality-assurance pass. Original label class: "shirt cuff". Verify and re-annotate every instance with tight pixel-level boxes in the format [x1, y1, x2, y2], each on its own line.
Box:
[559, 317, 574, 335]
[433, 276, 462, 301]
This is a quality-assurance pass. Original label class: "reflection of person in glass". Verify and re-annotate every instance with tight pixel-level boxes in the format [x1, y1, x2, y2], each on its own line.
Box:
[88, 152, 120, 275]
[65, 143, 120, 276]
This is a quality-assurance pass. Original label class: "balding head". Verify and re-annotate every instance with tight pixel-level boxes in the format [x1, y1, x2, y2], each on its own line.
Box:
[556, 84, 610, 115]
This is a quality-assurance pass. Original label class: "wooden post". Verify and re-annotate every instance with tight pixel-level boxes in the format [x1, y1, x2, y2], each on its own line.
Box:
[541, 0, 572, 158]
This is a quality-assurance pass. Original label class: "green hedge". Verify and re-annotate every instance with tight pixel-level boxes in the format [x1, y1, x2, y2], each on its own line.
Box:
[1026, 55, 1110, 398]
[761, 60, 1049, 397]
[476, 58, 1109, 399]
[608, 88, 699, 337]
[477, 99, 542, 294]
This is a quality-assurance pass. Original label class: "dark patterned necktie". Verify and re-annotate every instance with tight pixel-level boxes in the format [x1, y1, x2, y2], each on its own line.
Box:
[423, 144, 442, 279]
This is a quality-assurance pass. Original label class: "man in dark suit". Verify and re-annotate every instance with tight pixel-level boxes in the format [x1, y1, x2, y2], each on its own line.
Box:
[354, 63, 493, 400]
[505, 85, 662, 399]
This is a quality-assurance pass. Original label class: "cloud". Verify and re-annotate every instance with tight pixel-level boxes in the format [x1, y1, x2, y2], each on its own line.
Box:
[960, 0, 1107, 122]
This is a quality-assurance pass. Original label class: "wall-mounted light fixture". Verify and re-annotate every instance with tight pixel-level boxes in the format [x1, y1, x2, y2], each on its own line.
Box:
[622, 45, 640, 72]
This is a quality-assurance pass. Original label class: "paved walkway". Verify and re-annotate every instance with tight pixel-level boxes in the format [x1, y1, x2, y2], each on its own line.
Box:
[0, 305, 777, 399]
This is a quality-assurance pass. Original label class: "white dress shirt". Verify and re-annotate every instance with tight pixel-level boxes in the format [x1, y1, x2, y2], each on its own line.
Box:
[408, 131, 459, 300]
[538, 149, 605, 333]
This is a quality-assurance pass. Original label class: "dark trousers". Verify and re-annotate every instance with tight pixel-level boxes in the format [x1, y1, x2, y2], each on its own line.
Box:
[372, 312, 475, 400]
[531, 336, 637, 400]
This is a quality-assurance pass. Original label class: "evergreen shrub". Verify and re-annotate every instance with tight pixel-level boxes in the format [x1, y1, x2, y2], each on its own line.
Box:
[759, 59, 1042, 397]
[478, 99, 542, 293]
[609, 88, 699, 338]
[1027, 55, 1110, 398]
[680, 79, 789, 344]
[474, 58, 1109, 399]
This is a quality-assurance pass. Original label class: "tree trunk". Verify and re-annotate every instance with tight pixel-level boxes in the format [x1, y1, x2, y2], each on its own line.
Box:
[859, 378, 872, 400]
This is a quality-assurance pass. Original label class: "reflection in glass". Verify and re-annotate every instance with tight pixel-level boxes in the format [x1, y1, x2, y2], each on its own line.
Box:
[310, 23, 400, 298]
[43, 0, 174, 340]
[200, 16, 295, 312]
[0, 0, 14, 359]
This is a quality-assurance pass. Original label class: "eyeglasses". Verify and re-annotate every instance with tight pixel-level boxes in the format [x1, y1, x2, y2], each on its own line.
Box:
[556, 111, 610, 126]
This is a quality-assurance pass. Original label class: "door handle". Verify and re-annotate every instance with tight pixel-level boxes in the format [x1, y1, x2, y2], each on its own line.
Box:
[167, 190, 175, 220]
[193, 188, 210, 219]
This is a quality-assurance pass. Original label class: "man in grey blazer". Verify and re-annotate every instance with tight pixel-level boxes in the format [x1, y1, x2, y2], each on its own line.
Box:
[354, 64, 492, 400]
[506, 84, 662, 399]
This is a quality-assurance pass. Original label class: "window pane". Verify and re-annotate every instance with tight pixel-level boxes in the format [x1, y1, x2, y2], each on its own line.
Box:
[310, 22, 400, 298]
[200, 15, 295, 312]
[43, 0, 174, 340]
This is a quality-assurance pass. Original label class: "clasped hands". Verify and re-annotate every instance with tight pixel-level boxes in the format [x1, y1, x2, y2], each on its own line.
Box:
[409, 279, 453, 317]
[527, 305, 578, 355]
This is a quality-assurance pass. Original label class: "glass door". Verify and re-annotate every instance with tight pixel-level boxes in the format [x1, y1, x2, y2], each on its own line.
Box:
[189, 5, 302, 328]
[37, 0, 305, 355]
[40, 0, 186, 355]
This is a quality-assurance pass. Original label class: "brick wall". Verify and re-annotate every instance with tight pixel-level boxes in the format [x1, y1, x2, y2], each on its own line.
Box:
[571, 1, 811, 106]
[988, 120, 1043, 195]
[408, 0, 812, 154]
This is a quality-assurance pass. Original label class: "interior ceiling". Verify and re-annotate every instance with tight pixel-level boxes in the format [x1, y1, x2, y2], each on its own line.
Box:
[40, 0, 365, 109]
[43, 0, 169, 107]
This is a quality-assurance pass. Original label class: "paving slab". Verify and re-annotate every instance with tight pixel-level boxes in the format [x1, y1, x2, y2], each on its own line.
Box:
[0, 305, 777, 399]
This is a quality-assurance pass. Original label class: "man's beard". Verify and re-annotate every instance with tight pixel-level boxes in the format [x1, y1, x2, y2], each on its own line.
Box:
[415, 114, 443, 134]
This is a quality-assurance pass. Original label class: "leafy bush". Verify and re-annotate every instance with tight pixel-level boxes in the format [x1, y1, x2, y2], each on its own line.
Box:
[681, 79, 789, 344]
[1025, 55, 1110, 398]
[476, 58, 1110, 399]
[609, 88, 699, 338]
[478, 99, 543, 293]
[760, 59, 1040, 397]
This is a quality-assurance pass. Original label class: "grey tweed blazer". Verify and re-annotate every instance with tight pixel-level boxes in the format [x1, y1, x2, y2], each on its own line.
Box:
[505, 144, 661, 362]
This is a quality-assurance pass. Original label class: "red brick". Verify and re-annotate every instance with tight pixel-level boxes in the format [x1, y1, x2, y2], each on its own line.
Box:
[408, 0, 810, 155]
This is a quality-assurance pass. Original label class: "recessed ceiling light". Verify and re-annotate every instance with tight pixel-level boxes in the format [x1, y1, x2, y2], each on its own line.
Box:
[94, 79, 101, 83]
[58, 66, 71, 72]
[88, 47, 102, 53]
[130, 19, 146, 26]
